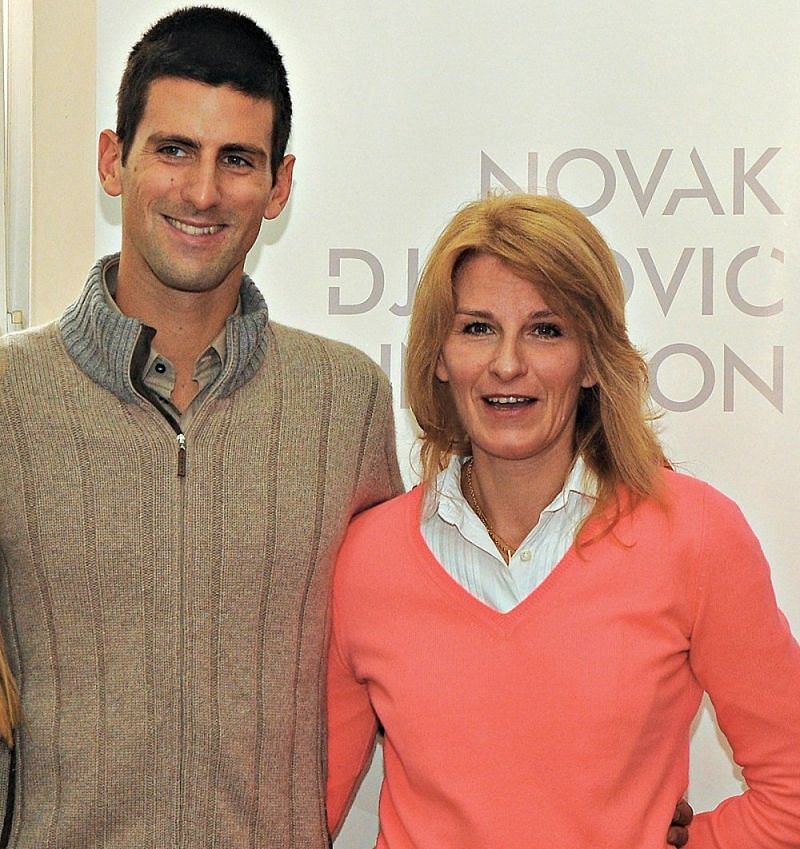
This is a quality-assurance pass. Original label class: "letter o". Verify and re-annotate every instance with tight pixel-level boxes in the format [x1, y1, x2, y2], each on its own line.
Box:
[649, 344, 715, 412]
[612, 250, 634, 303]
[546, 148, 616, 216]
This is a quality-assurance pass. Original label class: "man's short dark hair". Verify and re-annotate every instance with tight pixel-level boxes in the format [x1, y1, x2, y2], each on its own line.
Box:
[116, 5, 292, 179]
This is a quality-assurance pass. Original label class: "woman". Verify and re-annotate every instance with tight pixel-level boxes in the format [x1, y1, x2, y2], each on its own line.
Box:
[326, 194, 800, 847]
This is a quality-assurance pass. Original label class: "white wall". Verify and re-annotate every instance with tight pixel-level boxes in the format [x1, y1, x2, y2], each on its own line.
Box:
[95, 3, 800, 845]
[4, 0, 96, 329]
[1, 2, 7, 330]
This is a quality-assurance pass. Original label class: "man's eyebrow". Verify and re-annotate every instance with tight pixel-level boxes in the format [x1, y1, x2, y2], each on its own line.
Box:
[219, 142, 269, 161]
[147, 133, 198, 149]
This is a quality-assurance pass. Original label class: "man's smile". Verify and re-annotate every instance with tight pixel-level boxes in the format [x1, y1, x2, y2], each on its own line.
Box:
[164, 215, 226, 236]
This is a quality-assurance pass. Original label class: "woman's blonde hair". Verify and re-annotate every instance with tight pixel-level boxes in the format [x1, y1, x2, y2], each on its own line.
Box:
[406, 193, 667, 522]
[0, 639, 18, 747]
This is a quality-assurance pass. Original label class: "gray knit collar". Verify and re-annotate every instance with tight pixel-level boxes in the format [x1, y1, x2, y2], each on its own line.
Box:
[58, 254, 271, 404]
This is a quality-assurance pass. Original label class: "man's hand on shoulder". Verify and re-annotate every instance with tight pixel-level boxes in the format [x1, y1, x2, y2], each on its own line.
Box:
[667, 798, 694, 848]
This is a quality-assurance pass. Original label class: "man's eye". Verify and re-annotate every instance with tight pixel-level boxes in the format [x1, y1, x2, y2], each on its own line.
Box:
[223, 154, 252, 168]
[159, 145, 187, 158]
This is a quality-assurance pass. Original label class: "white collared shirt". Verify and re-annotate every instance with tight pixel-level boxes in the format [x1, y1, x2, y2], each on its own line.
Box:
[420, 456, 597, 612]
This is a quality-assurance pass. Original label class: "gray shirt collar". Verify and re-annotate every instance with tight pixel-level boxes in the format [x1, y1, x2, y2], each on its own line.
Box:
[58, 254, 271, 405]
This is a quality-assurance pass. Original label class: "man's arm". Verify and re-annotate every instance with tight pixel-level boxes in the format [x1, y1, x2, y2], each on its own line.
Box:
[351, 368, 403, 515]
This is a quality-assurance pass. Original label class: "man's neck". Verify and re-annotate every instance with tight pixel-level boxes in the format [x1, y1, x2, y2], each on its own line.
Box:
[115, 273, 239, 370]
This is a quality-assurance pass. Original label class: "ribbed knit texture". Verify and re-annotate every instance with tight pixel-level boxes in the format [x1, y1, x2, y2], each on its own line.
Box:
[0, 256, 403, 849]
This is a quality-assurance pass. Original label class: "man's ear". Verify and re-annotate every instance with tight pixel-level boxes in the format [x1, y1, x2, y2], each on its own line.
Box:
[98, 130, 123, 197]
[264, 154, 295, 220]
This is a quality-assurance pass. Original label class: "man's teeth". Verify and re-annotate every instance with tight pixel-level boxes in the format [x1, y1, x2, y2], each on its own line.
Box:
[167, 217, 224, 236]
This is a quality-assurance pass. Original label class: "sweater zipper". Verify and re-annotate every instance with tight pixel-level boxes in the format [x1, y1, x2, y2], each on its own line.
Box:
[175, 429, 188, 849]
[176, 433, 187, 478]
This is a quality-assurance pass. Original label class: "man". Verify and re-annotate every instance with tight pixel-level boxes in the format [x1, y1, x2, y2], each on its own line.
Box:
[0, 8, 401, 847]
[0, 7, 693, 848]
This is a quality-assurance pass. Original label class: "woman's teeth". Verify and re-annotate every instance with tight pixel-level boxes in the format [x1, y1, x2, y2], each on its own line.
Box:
[485, 395, 533, 407]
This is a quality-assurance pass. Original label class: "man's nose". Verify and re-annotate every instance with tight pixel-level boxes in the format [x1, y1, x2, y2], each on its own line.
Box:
[181, 157, 222, 210]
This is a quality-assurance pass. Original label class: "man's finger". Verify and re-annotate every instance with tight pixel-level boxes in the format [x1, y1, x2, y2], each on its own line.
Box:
[667, 825, 689, 848]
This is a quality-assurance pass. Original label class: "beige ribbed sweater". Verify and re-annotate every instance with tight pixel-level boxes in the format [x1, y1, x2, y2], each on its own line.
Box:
[0, 256, 403, 848]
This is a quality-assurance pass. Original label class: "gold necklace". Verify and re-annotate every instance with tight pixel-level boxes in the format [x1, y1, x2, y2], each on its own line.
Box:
[463, 459, 515, 564]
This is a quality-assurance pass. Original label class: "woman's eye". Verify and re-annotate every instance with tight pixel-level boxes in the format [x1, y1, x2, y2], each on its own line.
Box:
[533, 323, 562, 338]
[463, 321, 492, 336]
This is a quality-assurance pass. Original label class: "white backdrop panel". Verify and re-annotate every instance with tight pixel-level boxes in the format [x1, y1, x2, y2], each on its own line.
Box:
[96, 3, 799, 845]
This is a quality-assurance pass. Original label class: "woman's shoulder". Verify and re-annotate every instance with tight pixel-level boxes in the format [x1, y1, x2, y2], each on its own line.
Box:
[653, 466, 750, 536]
[333, 488, 425, 594]
[659, 466, 740, 509]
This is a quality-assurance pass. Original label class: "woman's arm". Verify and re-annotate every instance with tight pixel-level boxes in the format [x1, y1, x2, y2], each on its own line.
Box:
[688, 486, 800, 848]
[325, 592, 379, 838]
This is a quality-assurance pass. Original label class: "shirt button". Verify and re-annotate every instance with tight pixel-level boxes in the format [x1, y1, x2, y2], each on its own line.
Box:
[519, 549, 532, 562]
[154, 362, 167, 374]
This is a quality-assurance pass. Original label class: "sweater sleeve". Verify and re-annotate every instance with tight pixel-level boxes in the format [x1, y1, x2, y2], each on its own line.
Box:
[686, 486, 800, 848]
[325, 571, 379, 838]
[351, 369, 404, 516]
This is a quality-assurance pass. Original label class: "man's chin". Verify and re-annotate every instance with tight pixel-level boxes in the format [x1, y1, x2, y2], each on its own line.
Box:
[153, 262, 237, 295]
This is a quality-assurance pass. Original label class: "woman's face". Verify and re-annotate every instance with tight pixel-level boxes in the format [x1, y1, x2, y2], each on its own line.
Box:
[435, 253, 594, 473]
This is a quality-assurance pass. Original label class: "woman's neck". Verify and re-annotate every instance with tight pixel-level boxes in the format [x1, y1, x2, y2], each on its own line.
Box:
[464, 448, 577, 553]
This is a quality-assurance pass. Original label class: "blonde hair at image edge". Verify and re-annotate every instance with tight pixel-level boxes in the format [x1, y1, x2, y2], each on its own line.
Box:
[0, 351, 20, 746]
[0, 643, 17, 746]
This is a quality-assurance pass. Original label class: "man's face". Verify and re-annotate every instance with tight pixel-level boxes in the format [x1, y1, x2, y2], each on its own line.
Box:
[99, 76, 293, 297]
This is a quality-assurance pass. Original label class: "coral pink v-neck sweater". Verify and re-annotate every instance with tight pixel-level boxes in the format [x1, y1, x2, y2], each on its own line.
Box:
[327, 470, 800, 848]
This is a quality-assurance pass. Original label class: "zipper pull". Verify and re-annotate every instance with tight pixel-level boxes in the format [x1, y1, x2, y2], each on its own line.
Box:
[176, 433, 187, 478]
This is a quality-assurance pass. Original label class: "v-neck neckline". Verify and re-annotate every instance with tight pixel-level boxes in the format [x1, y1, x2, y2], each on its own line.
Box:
[405, 486, 591, 638]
